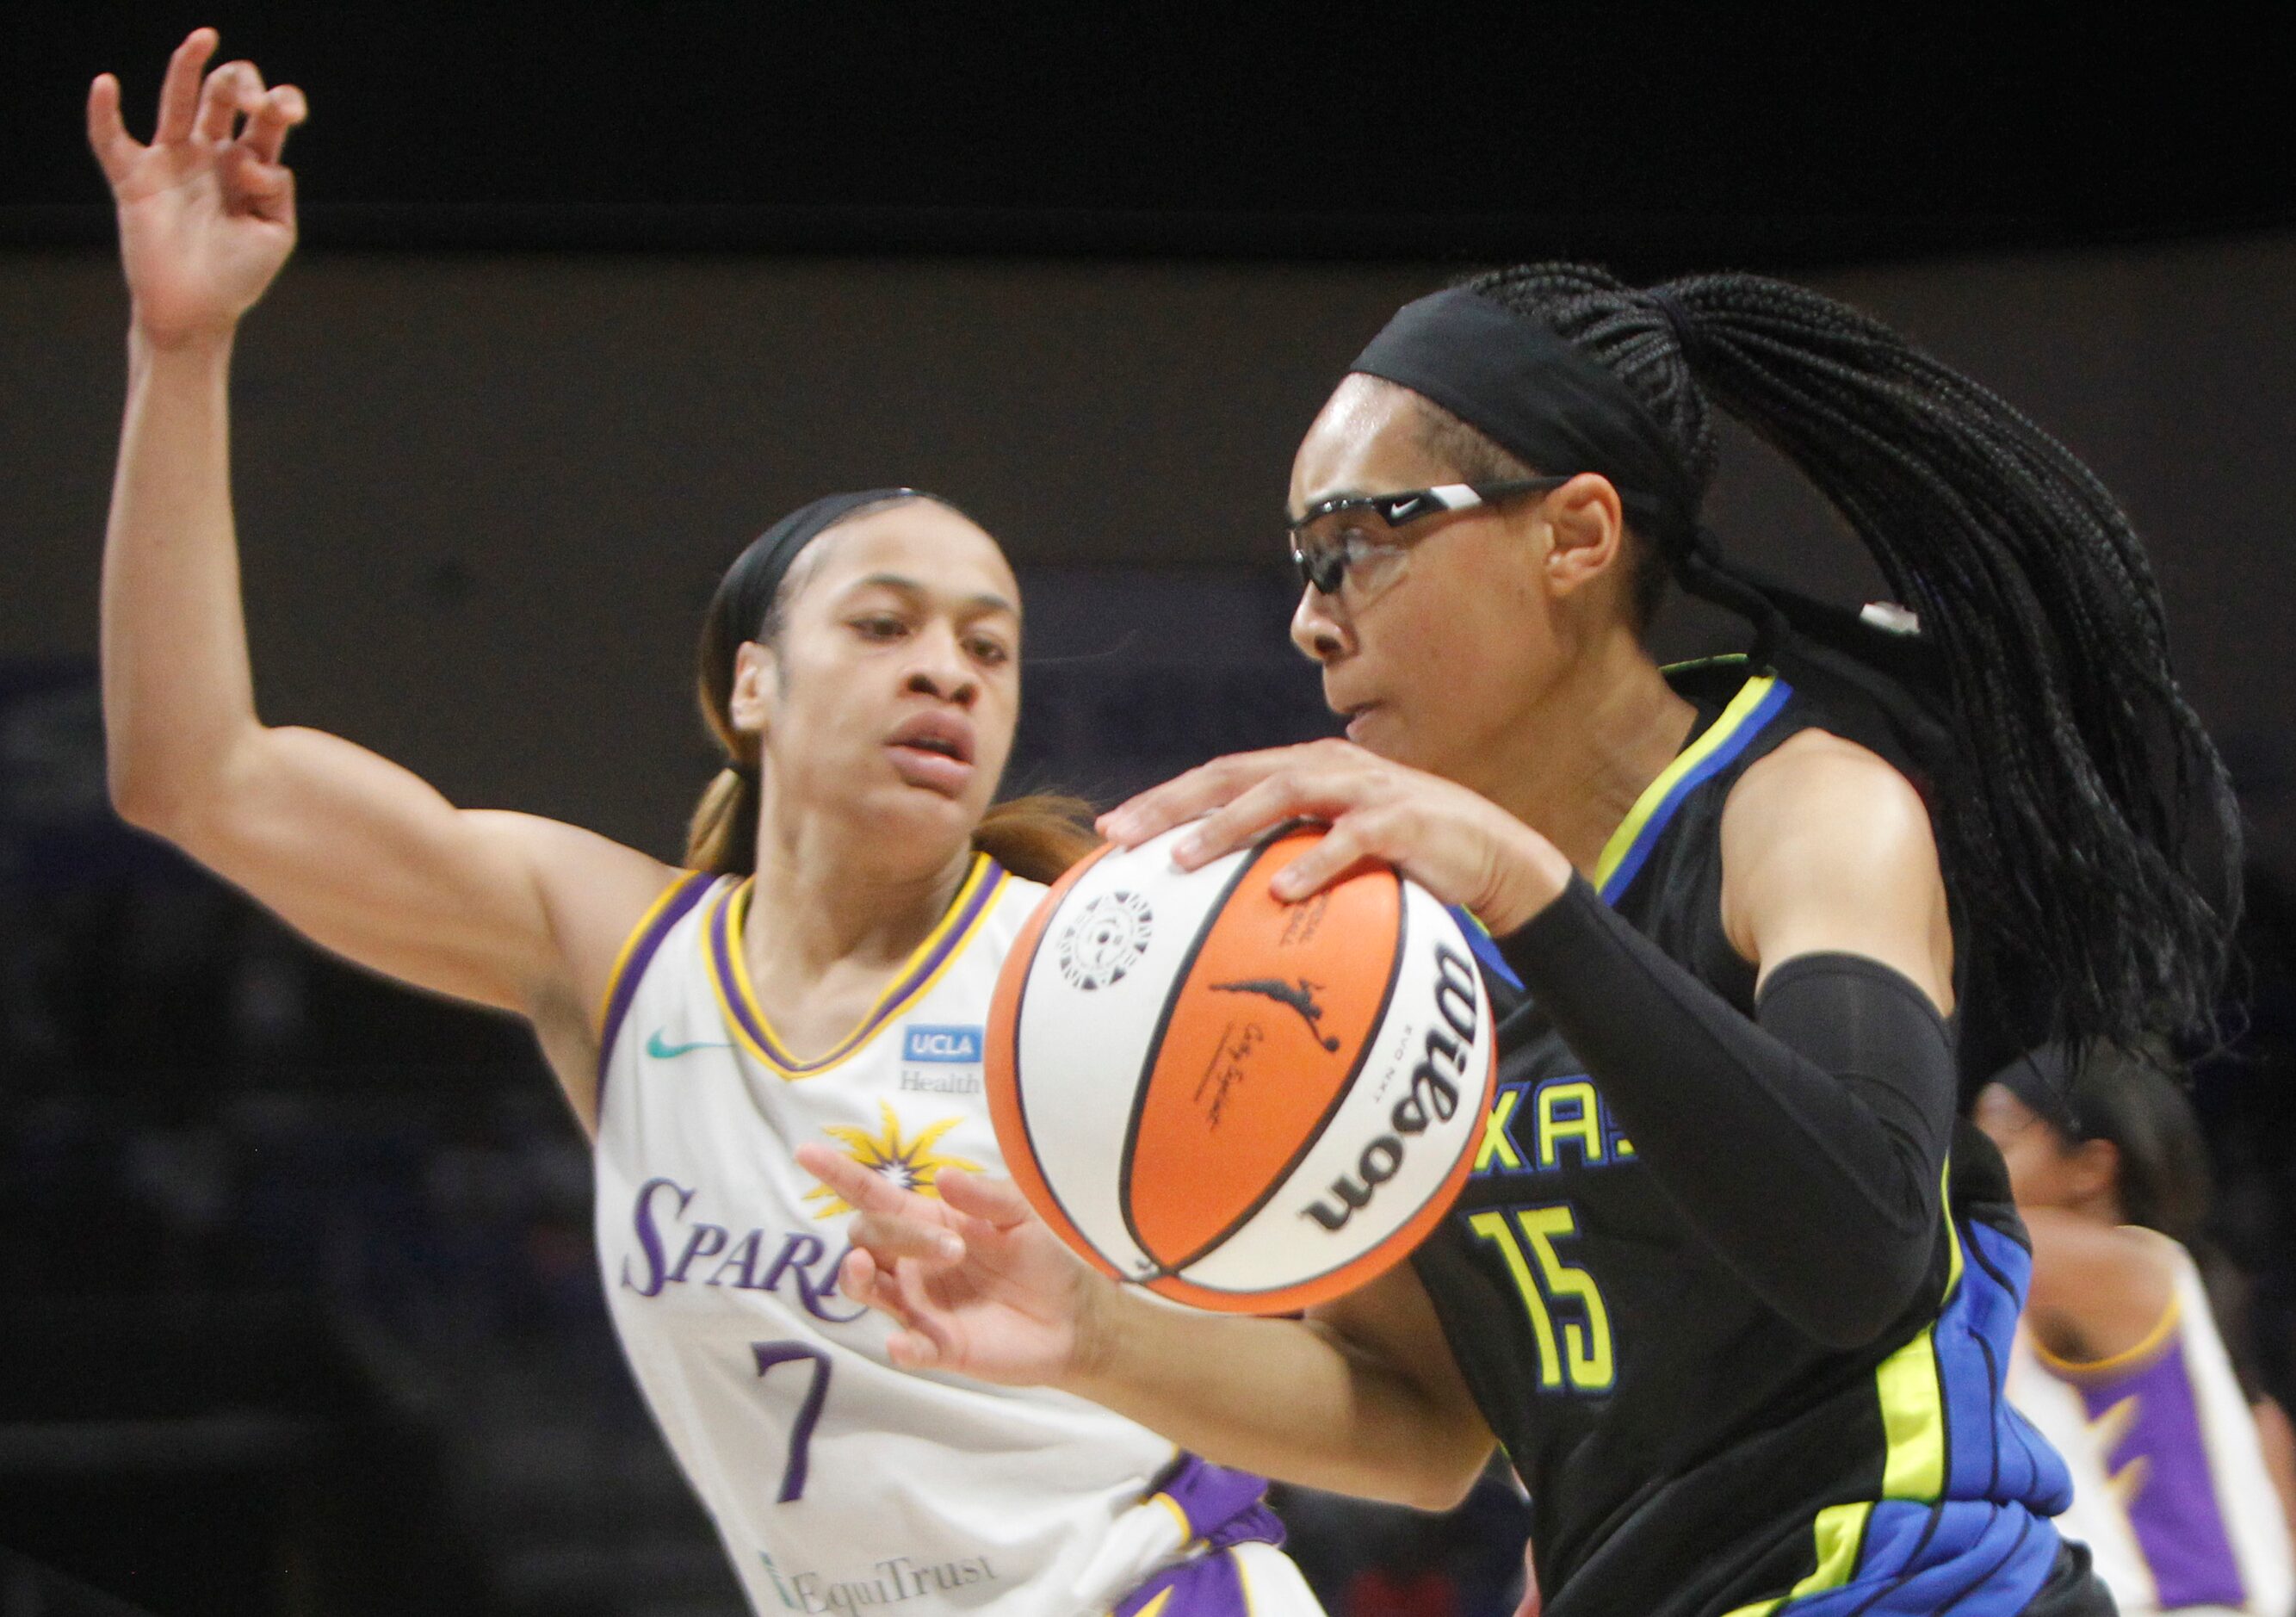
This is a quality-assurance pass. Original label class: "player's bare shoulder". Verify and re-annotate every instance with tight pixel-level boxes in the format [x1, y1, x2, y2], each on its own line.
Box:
[1724, 729, 1934, 855]
[473, 811, 685, 1123]
[1717, 728, 1951, 995]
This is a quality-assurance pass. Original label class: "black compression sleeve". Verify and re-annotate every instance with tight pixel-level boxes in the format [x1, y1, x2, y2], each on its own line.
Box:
[1496, 876, 1956, 1348]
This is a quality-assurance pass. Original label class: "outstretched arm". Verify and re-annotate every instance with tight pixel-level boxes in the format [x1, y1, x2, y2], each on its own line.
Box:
[798, 1146, 1496, 1509]
[90, 32, 670, 1123]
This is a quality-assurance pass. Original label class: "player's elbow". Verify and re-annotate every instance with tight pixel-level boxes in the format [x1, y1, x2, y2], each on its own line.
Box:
[107, 723, 263, 846]
[1387, 1419, 1498, 1513]
[1792, 1296, 1914, 1353]
[108, 760, 236, 856]
[1406, 1457, 1490, 1515]
[1773, 1236, 1933, 1350]
[108, 754, 193, 839]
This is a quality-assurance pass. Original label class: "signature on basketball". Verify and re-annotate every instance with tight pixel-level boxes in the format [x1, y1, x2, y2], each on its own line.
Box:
[1209, 976, 1343, 1051]
[1195, 1021, 1266, 1129]
[1278, 891, 1331, 950]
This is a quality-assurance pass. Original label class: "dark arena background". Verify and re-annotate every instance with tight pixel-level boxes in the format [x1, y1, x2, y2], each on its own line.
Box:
[4, 7, 2294, 1614]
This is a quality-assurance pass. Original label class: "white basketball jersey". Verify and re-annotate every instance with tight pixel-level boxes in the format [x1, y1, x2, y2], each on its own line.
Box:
[2007, 1232, 2294, 1617]
[596, 856, 1189, 1616]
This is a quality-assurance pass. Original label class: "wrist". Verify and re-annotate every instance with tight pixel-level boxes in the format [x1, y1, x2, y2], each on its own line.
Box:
[1059, 1268, 1137, 1398]
[1477, 821, 1575, 936]
[1493, 870, 1606, 988]
[129, 314, 238, 362]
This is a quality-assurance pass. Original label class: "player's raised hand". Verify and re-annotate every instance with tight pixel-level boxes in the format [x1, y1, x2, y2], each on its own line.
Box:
[88, 28, 309, 346]
[795, 1143, 1112, 1388]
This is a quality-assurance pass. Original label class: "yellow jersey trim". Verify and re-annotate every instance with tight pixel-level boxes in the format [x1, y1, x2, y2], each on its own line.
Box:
[1878, 1162, 1959, 1502]
[1722, 1163, 1963, 1616]
[2032, 1290, 2182, 1380]
[1594, 674, 1782, 896]
[708, 853, 1004, 1079]
[596, 870, 715, 1036]
[1878, 1325, 1947, 1500]
[1149, 1491, 1193, 1544]
[1722, 1503, 1877, 1617]
[1234, 1545, 1259, 1616]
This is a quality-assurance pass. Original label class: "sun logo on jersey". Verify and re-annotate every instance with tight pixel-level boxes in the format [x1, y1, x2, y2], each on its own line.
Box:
[802, 1101, 984, 1218]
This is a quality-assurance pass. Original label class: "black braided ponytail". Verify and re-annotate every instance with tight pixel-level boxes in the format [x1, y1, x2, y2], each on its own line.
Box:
[1460, 263, 2240, 1057]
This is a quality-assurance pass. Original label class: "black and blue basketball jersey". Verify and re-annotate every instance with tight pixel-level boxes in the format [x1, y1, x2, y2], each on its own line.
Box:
[1420, 660, 2094, 1617]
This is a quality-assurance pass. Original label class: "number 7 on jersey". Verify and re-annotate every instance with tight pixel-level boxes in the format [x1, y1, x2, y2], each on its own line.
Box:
[752, 1340, 833, 1502]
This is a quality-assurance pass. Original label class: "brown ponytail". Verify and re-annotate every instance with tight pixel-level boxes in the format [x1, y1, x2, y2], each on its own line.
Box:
[970, 793, 1101, 884]
[685, 763, 760, 875]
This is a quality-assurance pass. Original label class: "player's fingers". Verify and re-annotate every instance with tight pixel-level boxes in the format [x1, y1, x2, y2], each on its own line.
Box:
[1171, 762, 1382, 870]
[795, 1142, 932, 1220]
[1265, 813, 1399, 901]
[883, 1324, 944, 1370]
[256, 163, 295, 226]
[849, 1207, 965, 1266]
[155, 28, 221, 144]
[1098, 748, 1300, 846]
[800, 1147, 957, 1257]
[844, 1257, 946, 1374]
[227, 152, 296, 223]
[837, 1246, 887, 1310]
[194, 60, 264, 144]
[86, 75, 142, 186]
[885, 1263, 954, 1367]
[839, 1248, 913, 1324]
[239, 84, 305, 165]
[1165, 783, 1308, 870]
[933, 1168, 1035, 1231]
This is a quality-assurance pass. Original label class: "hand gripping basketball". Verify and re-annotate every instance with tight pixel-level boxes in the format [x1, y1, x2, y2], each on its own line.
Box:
[794, 1143, 1111, 1386]
[1098, 740, 1572, 936]
[989, 821, 1500, 1312]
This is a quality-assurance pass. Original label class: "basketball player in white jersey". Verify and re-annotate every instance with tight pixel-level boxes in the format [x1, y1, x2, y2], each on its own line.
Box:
[1980, 1047, 2295, 1617]
[87, 30, 1322, 1616]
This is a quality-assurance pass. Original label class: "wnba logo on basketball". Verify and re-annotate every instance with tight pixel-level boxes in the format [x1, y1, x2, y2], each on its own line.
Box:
[1055, 890, 1154, 990]
[1302, 943, 1480, 1232]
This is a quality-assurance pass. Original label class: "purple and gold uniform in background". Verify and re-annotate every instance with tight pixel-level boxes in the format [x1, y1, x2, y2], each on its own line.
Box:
[2008, 1231, 2294, 1616]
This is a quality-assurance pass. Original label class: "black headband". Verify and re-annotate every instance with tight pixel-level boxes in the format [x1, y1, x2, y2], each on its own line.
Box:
[1990, 1045, 2084, 1137]
[719, 486, 944, 647]
[1344, 286, 1959, 778]
[1347, 288, 1704, 551]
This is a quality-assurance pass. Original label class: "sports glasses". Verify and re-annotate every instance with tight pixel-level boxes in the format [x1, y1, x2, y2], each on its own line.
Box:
[1286, 478, 1571, 600]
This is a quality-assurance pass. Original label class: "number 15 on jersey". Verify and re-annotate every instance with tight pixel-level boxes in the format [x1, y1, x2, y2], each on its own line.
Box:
[1467, 1203, 1615, 1394]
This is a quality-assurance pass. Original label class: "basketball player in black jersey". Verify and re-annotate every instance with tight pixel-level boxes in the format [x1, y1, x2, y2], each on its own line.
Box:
[807, 266, 2237, 1617]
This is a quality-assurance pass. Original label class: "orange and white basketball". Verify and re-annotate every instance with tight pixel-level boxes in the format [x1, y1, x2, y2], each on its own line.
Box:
[985, 822, 1498, 1314]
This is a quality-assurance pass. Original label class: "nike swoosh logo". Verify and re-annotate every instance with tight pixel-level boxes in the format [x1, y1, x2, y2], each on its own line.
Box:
[647, 1031, 732, 1060]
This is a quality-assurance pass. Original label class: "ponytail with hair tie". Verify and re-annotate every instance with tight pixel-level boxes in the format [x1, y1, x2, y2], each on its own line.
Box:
[686, 760, 760, 876]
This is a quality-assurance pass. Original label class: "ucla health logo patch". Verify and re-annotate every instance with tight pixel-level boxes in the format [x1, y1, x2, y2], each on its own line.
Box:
[903, 1025, 983, 1064]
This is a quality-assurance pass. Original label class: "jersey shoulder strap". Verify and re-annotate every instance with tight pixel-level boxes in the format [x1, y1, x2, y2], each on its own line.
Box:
[597, 870, 723, 1096]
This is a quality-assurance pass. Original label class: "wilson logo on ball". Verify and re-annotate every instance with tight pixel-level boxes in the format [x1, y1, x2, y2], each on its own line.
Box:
[1302, 942, 1478, 1232]
[986, 823, 1497, 1315]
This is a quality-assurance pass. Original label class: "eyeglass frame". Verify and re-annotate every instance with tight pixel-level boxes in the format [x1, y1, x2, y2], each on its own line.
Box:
[1285, 477, 1574, 598]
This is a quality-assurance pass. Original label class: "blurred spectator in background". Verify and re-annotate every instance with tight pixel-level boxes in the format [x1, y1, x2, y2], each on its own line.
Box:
[1979, 1045, 2296, 1617]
